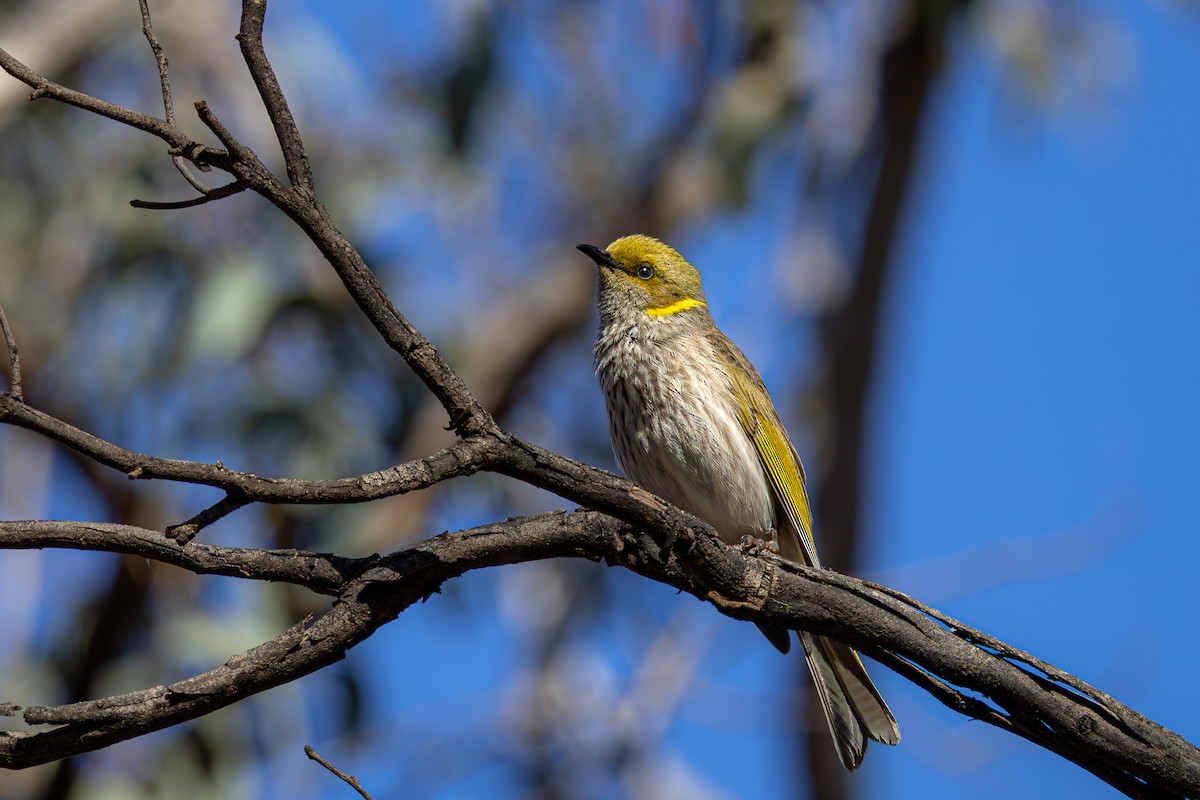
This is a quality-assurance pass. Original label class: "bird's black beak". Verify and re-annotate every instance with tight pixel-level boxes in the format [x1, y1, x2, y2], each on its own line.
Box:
[576, 243, 616, 269]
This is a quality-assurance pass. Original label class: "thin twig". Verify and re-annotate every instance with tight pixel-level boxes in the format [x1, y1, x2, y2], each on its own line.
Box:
[136, 0, 208, 193]
[131, 181, 247, 210]
[237, 0, 315, 193]
[1, 47, 187, 147]
[304, 745, 375, 800]
[170, 157, 209, 191]
[0, 520, 359, 595]
[165, 493, 251, 543]
[138, 0, 175, 126]
[193, 100, 245, 156]
[0, 302, 22, 401]
[0, 393, 496, 503]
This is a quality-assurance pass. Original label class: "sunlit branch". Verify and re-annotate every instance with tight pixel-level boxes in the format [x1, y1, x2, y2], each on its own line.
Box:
[0, 511, 1195, 798]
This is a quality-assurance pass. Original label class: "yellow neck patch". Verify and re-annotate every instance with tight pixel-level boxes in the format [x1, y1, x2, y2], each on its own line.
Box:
[646, 298, 706, 318]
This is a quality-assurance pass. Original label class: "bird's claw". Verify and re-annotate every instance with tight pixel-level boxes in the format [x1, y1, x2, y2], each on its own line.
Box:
[740, 531, 780, 556]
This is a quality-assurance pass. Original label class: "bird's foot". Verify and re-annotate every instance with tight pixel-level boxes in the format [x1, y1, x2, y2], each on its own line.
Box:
[740, 530, 780, 556]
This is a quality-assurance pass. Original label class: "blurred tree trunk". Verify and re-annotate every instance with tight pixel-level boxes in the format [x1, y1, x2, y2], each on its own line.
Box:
[807, 4, 958, 797]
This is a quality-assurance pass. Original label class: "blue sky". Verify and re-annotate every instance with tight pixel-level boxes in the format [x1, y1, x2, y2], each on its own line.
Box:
[865, 4, 1200, 797]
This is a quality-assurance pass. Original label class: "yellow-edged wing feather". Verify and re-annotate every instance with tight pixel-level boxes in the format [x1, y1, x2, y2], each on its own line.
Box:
[716, 337, 819, 567]
[715, 334, 900, 768]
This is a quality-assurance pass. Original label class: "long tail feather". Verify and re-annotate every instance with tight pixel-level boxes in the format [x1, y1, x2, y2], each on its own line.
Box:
[798, 632, 900, 770]
[821, 636, 901, 746]
[799, 631, 866, 770]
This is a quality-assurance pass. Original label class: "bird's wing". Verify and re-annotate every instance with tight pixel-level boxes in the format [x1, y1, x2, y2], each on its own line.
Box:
[717, 333, 902, 759]
[714, 334, 820, 567]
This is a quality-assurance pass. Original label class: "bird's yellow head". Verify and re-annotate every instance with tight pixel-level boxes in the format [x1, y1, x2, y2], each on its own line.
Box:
[576, 234, 708, 320]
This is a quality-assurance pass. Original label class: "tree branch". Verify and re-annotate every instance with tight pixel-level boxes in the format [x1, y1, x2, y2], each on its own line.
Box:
[0, 520, 359, 595]
[1, 511, 1196, 797]
[130, 180, 247, 210]
[305, 745, 376, 800]
[136, 0, 211, 193]
[2, 13, 487, 436]
[0, 46, 219, 160]
[0, 393, 494, 506]
[237, 0, 314, 193]
[0, 301, 21, 401]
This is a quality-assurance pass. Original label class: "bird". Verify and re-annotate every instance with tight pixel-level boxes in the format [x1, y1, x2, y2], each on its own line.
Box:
[576, 234, 899, 771]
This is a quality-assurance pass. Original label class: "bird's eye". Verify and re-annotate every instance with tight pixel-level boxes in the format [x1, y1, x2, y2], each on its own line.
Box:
[635, 263, 654, 280]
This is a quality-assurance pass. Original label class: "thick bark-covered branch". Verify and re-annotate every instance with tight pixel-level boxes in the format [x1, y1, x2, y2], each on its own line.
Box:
[2, 512, 1196, 797]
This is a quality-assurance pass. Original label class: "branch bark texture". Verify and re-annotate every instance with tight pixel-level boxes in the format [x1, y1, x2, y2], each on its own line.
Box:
[2, 514, 1197, 798]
